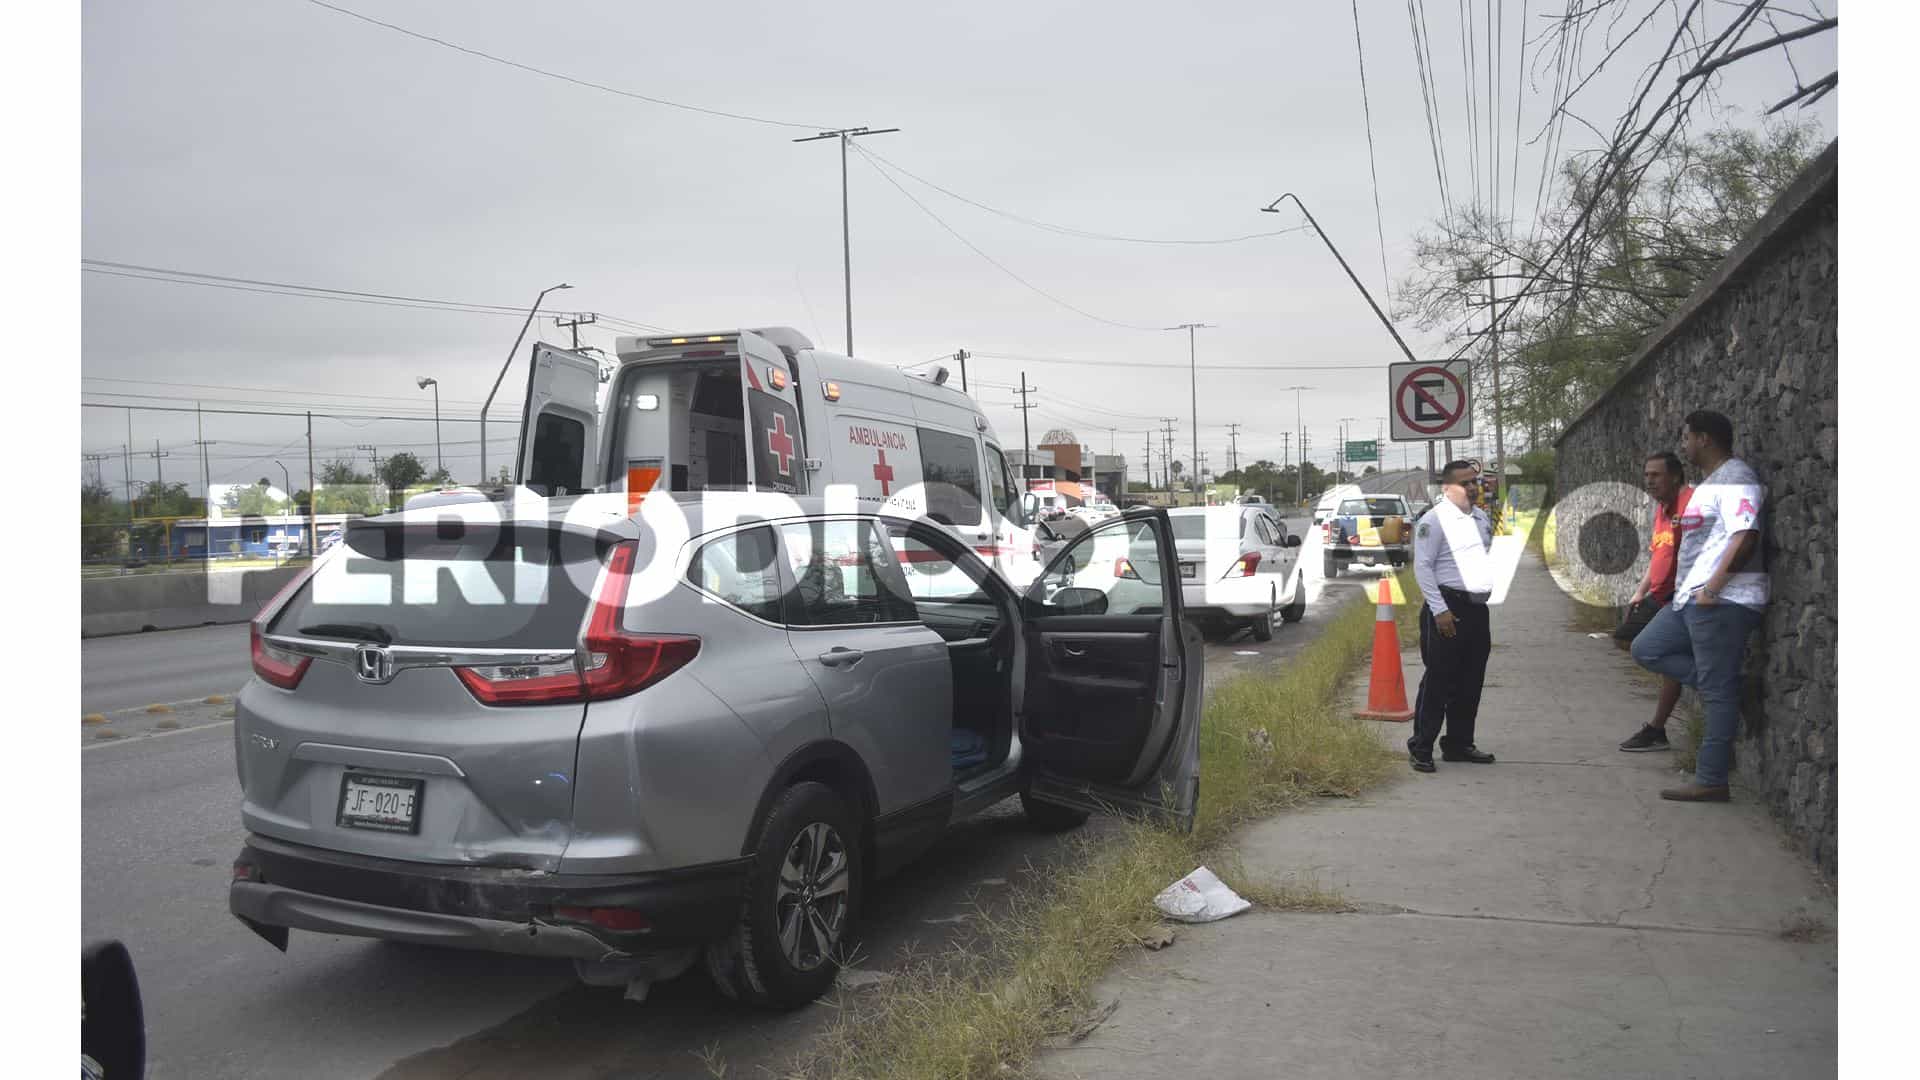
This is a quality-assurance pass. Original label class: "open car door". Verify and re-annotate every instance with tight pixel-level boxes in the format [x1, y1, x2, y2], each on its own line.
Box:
[1018, 508, 1203, 831]
[517, 343, 602, 496]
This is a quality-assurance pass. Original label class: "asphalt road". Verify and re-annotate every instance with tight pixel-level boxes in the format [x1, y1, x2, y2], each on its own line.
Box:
[82, 623, 251, 714]
[81, 514, 1394, 1078]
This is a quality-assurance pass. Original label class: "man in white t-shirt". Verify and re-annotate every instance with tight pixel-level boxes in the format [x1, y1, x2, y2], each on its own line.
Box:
[1628, 409, 1767, 802]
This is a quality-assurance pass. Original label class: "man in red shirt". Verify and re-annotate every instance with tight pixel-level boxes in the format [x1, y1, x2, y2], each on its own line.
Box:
[1616, 451, 1693, 751]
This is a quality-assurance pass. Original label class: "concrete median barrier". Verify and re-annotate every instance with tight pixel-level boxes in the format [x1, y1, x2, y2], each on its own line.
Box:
[81, 565, 303, 638]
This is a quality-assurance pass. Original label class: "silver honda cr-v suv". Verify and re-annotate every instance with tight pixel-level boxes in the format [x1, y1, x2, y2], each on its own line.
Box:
[229, 491, 1200, 1007]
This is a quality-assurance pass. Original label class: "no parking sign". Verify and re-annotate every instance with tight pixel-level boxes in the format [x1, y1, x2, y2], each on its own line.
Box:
[1389, 360, 1474, 442]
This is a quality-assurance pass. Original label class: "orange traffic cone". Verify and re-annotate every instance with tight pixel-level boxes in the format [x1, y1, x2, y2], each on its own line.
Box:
[1356, 577, 1415, 723]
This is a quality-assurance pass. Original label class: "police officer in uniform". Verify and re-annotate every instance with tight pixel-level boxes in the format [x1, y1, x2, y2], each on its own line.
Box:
[1408, 460, 1498, 772]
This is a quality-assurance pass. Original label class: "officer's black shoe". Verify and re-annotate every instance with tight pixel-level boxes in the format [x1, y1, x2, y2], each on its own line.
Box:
[1440, 745, 1495, 763]
[1407, 740, 1437, 773]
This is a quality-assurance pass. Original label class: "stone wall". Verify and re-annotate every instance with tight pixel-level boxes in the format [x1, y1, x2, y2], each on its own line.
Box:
[1553, 142, 1838, 876]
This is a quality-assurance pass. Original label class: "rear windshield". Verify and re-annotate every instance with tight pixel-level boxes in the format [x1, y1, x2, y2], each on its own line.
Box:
[1159, 511, 1236, 538]
[1339, 498, 1407, 516]
[1169, 516, 1215, 540]
[269, 524, 605, 648]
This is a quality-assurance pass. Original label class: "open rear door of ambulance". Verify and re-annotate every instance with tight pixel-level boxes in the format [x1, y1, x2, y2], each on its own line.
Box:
[517, 343, 602, 496]
[735, 331, 805, 495]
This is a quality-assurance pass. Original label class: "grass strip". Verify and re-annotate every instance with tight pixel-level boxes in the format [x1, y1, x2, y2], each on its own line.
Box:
[786, 578, 1409, 1080]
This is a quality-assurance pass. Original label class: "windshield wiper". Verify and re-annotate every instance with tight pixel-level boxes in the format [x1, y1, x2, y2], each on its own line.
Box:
[298, 622, 393, 645]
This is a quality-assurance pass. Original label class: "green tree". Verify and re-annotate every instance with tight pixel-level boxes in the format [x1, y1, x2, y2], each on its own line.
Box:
[222, 482, 281, 516]
[314, 458, 385, 515]
[378, 451, 427, 492]
[1395, 117, 1822, 452]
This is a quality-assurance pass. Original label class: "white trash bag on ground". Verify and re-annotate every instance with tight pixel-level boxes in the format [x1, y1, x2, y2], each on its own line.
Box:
[1153, 866, 1252, 924]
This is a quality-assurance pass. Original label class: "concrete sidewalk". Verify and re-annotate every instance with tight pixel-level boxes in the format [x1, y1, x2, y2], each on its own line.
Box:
[1038, 548, 1836, 1080]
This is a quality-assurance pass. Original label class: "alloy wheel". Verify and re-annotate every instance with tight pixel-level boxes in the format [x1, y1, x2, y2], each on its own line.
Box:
[774, 822, 849, 971]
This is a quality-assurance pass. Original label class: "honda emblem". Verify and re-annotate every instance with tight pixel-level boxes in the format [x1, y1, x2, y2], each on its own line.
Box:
[354, 644, 397, 685]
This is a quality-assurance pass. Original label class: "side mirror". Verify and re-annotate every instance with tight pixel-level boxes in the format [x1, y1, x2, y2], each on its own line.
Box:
[1284, 534, 1302, 548]
[1047, 587, 1110, 616]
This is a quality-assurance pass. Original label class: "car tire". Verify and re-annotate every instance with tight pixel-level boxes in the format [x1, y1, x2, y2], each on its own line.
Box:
[1281, 573, 1308, 623]
[1250, 586, 1275, 642]
[1020, 790, 1091, 831]
[1323, 553, 1339, 579]
[704, 782, 860, 1010]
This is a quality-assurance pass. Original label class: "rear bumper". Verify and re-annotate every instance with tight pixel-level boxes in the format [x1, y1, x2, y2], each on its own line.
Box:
[1179, 581, 1273, 621]
[1327, 545, 1408, 561]
[230, 834, 749, 954]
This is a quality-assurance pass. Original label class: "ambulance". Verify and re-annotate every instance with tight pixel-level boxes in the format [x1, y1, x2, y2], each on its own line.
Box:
[514, 326, 1046, 577]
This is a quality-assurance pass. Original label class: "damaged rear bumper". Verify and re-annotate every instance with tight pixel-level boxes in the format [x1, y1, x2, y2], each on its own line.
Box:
[229, 833, 748, 956]
[230, 881, 621, 959]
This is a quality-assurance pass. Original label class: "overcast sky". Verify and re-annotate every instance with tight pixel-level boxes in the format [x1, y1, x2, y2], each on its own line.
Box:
[80, 0, 1837, 496]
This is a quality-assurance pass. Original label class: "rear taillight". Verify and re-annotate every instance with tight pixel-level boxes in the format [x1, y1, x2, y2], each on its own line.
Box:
[552, 905, 652, 933]
[250, 563, 320, 690]
[1230, 551, 1261, 578]
[250, 623, 312, 690]
[1114, 557, 1140, 580]
[454, 542, 700, 706]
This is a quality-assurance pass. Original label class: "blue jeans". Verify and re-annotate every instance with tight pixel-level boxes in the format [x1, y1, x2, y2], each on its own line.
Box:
[1629, 601, 1763, 787]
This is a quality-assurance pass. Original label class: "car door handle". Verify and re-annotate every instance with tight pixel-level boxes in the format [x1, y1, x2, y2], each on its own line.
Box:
[1062, 646, 1088, 659]
[817, 647, 865, 668]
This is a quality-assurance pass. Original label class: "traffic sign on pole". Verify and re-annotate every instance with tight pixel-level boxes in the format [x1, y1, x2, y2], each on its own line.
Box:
[1389, 360, 1473, 442]
[1345, 440, 1378, 462]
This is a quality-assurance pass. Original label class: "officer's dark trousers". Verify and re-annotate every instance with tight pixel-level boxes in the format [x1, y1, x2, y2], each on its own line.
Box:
[1411, 592, 1491, 755]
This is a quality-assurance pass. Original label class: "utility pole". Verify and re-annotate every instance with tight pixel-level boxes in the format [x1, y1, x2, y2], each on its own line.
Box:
[1165, 322, 1214, 505]
[1014, 373, 1038, 485]
[195, 402, 218, 512]
[1488, 274, 1505, 501]
[306, 411, 316, 558]
[1142, 432, 1153, 503]
[357, 444, 381, 480]
[793, 125, 900, 356]
[955, 348, 969, 393]
[1278, 385, 1311, 506]
[147, 440, 170, 491]
[555, 313, 597, 350]
[123, 409, 135, 524]
[1282, 432, 1291, 477]
[83, 452, 108, 490]
[1226, 423, 1242, 480]
[1159, 418, 1178, 503]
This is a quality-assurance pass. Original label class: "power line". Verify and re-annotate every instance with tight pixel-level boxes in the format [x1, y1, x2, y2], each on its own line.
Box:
[969, 351, 1392, 373]
[853, 144, 1312, 247]
[83, 401, 494, 423]
[83, 259, 672, 332]
[296, 0, 831, 131]
[1350, 0, 1394, 306]
[1407, 0, 1455, 220]
[1448, 0, 1762, 363]
[1459, 0, 1483, 212]
[82, 375, 489, 407]
[850, 144, 1167, 332]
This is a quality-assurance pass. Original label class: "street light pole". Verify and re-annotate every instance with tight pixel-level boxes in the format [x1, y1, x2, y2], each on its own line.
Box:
[273, 460, 291, 565]
[417, 376, 442, 477]
[482, 283, 570, 486]
[1165, 323, 1215, 502]
[793, 126, 900, 356]
[1278, 385, 1311, 505]
[1258, 193, 1417, 365]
